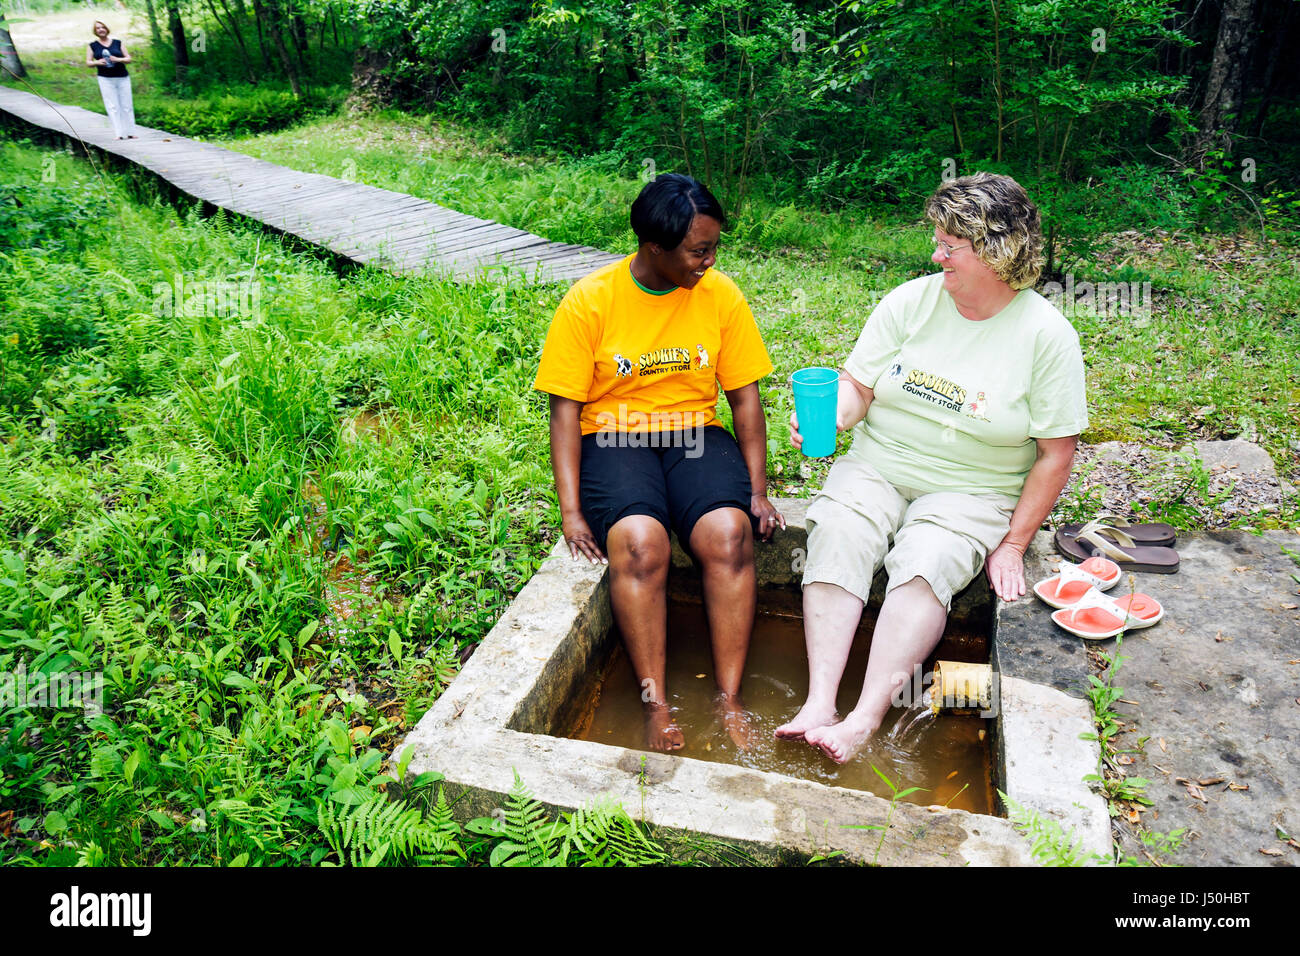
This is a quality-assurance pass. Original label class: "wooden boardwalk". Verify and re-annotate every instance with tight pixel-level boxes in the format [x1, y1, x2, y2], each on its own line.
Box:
[0, 86, 621, 283]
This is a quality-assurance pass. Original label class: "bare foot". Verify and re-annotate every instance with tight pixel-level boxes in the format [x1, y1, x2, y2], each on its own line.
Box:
[804, 714, 876, 764]
[644, 701, 684, 752]
[775, 701, 839, 741]
[716, 692, 753, 751]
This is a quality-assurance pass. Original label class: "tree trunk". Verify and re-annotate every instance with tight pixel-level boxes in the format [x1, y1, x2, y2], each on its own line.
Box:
[250, 0, 273, 71]
[990, 0, 1003, 163]
[166, 1, 190, 73]
[142, 0, 164, 49]
[0, 12, 27, 79]
[253, 0, 301, 95]
[291, 13, 308, 68]
[1249, 0, 1292, 137]
[1192, 0, 1258, 163]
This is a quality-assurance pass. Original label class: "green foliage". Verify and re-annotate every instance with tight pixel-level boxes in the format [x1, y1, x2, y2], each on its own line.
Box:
[1002, 791, 1186, 867]
[469, 771, 568, 867]
[136, 87, 345, 138]
[840, 764, 926, 866]
[341, 0, 1276, 241]
[1132, 449, 1232, 528]
[562, 797, 670, 866]
[1001, 792, 1099, 866]
[34, 357, 125, 457]
[0, 145, 555, 867]
[318, 785, 465, 865]
[1080, 634, 1156, 817]
[316, 771, 669, 867]
[462, 771, 670, 867]
[0, 175, 98, 255]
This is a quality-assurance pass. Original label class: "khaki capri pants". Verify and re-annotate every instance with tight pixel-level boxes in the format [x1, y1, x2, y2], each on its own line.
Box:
[801, 457, 1018, 611]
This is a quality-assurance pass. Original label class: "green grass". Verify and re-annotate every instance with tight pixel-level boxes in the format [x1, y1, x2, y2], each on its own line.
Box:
[1, 72, 1297, 865]
[1, 11, 347, 138]
[230, 111, 1300, 500]
[0, 139, 562, 864]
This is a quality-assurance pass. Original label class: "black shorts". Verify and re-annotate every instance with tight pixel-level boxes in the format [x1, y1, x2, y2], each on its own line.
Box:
[579, 425, 755, 552]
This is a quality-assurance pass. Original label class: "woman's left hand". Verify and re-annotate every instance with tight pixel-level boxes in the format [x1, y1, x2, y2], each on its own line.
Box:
[984, 541, 1026, 602]
[750, 494, 786, 542]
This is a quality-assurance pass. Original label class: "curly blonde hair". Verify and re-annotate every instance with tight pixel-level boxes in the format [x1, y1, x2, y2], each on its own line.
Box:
[925, 173, 1044, 290]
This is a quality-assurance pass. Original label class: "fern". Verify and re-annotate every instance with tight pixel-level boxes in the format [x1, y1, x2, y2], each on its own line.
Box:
[314, 770, 674, 868]
[94, 579, 141, 649]
[396, 641, 460, 727]
[489, 771, 566, 867]
[417, 787, 467, 865]
[75, 840, 107, 867]
[403, 575, 441, 640]
[235, 481, 267, 535]
[317, 787, 465, 867]
[563, 797, 667, 867]
[461, 774, 673, 867]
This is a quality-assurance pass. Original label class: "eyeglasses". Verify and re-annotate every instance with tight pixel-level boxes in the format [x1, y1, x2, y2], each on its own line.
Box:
[932, 238, 971, 260]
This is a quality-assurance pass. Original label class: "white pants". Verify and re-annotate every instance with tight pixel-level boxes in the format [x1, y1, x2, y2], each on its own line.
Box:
[96, 75, 135, 138]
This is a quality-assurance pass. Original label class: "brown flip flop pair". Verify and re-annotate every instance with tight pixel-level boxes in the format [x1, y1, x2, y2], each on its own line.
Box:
[1054, 518, 1180, 574]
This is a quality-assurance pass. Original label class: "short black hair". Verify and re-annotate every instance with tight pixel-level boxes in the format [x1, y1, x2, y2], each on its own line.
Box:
[630, 174, 726, 250]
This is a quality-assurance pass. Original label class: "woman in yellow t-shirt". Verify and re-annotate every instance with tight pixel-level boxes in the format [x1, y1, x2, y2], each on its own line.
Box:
[534, 174, 784, 753]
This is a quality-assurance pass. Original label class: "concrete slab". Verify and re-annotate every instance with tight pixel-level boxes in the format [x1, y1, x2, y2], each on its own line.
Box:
[1106, 531, 1300, 865]
[995, 528, 1300, 865]
[998, 675, 1113, 860]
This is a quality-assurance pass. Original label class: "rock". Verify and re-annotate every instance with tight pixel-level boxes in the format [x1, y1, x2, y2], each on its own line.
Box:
[1184, 439, 1297, 499]
[1091, 441, 1129, 464]
[1067, 439, 1295, 528]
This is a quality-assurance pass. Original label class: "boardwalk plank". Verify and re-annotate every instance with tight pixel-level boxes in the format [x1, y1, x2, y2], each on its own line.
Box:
[0, 87, 620, 285]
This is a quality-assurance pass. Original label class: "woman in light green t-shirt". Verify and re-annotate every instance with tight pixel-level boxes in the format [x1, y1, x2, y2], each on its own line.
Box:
[777, 172, 1087, 765]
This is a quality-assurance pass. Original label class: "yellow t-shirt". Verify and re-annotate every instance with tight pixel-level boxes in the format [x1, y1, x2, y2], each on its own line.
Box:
[533, 255, 773, 435]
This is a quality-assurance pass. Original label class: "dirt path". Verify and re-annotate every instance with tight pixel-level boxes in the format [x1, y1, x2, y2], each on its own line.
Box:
[7, 7, 147, 54]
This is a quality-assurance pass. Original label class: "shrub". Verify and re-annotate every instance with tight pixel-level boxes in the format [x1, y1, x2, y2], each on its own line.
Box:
[136, 86, 346, 138]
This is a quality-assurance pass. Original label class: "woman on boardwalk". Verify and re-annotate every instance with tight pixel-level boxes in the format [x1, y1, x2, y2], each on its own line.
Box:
[777, 172, 1087, 763]
[86, 20, 135, 140]
[534, 173, 784, 753]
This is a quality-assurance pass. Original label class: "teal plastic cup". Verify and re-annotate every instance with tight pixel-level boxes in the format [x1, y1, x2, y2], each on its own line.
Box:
[791, 366, 839, 458]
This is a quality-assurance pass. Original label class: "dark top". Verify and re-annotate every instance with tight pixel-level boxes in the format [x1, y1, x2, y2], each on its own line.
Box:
[90, 40, 128, 78]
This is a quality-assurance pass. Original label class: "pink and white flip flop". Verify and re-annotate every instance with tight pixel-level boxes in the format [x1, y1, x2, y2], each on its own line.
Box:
[1050, 587, 1164, 641]
[1033, 557, 1122, 609]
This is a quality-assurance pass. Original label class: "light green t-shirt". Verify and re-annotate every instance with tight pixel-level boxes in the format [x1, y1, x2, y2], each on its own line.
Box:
[844, 273, 1088, 498]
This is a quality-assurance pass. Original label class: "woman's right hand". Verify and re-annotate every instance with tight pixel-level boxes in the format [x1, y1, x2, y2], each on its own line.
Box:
[561, 511, 607, 564]
[788, 411, 804, 450]
[790, 402, 853, 447]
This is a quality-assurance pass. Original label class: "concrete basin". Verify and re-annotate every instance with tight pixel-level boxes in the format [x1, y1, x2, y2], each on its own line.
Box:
[393, 498, 1111, 865]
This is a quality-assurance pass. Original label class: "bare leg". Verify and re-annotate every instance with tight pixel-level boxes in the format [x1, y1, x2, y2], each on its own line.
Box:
[805, 576, 947, 763]
[606, 515, 682, 751]
[690, 507, 756, 749]
[775, 582, 864, 740]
